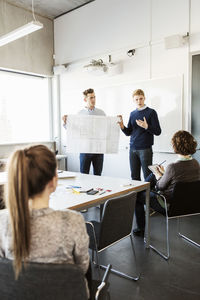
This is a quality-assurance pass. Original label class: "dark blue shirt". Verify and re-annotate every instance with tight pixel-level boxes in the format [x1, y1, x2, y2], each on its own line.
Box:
[122, 107, 161, 150]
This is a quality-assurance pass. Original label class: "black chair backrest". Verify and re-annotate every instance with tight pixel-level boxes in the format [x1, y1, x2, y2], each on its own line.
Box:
[168, 181, 200, 217]
[98, 191, 137, 250]
[0, 258, 88, 300]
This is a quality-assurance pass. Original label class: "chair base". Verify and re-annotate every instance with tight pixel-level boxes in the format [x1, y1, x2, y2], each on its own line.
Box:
[179, 233, 200, 248]
[92, 261, 140, 281]
[149, 185, 200, 261]
[149, 244, 169, 260]
[149, 233, 200, 261]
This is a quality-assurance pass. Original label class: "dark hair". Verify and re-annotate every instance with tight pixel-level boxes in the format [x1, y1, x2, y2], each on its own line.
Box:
[5, 145, 57, 278]
[171, 130, 197, 155]
[83, 88, 94, 97]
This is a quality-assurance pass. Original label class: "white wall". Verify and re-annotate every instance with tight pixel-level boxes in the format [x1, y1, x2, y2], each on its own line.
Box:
[54, 0, 151, 64]
[54, 0, 200, 178]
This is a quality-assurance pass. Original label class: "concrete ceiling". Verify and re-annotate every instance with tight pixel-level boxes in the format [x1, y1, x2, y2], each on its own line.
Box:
[6, 0, 95, 19]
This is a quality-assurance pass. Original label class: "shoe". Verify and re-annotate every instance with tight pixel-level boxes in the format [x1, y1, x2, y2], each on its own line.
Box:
[132, 228, 144, 237]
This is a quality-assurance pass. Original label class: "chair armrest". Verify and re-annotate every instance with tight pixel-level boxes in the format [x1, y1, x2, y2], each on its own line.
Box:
[151, 190, 166, 201]
[85, 221, 99, 251]
[150, 191, 168, 215]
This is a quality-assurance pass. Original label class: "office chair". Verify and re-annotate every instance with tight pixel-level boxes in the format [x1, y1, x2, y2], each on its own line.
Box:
[149, 181, 200, 260]
[86, 191, 140, 281]
[0, 258, 111, 300]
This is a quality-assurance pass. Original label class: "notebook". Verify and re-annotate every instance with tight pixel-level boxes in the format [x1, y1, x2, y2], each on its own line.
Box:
[57, 171, 76, 179]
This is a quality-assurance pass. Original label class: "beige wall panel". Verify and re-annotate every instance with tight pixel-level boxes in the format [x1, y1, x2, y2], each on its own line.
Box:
[0, 0, 53, 75]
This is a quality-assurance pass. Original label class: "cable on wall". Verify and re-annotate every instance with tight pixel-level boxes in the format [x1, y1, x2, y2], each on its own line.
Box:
[31, 0, 37, 21]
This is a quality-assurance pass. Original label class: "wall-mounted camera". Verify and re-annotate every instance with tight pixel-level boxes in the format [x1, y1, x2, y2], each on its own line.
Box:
[127, 49, 135, 57]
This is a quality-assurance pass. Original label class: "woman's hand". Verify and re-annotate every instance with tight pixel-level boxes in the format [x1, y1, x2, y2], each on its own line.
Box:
[117, 115, 124, 129]
[157, 165, 165, 175]
[154, 165, 164, 180]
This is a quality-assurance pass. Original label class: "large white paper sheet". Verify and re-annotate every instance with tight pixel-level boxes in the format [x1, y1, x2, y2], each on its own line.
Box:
[65, 115, 120, 154]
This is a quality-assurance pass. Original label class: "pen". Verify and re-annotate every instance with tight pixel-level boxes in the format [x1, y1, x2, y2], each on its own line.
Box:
[99, 191, 106, 195]
[72, 188, 80, 194]
[123, 183, 134, 187]
[66, 185, 82, 189]
[159, 160, 166, 165]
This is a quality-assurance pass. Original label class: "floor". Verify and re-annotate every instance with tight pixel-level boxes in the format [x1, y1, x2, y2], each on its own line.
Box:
[83, 207, 200, 300]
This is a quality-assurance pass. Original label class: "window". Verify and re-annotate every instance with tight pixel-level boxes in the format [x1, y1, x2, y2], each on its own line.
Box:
[0, 71, 51, 144]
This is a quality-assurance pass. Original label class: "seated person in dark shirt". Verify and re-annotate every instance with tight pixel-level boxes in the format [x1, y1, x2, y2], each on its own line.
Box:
[133, 130, 200, 237]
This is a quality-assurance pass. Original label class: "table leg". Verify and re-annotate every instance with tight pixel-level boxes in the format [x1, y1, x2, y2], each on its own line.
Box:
[145, 184, 150, 248]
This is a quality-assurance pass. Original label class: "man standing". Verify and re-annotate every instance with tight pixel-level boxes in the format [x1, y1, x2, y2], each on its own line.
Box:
[118, 89, 161, 181]
[62, 88, 106, 175]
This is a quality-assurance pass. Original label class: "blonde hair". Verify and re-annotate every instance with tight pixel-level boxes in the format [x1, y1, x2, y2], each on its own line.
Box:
[132, 89, 145, 98]
[5, 145, 57, 278]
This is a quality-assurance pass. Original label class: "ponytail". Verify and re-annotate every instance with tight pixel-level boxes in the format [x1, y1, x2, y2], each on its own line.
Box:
[5, 145, 57, 278]
[5, 150, 30, 278]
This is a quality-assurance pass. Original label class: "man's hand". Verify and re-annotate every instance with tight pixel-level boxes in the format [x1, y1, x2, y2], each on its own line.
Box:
[136, 117, 148, 129]
[62, 115, 67, 125]
[117, 115, 124, 129]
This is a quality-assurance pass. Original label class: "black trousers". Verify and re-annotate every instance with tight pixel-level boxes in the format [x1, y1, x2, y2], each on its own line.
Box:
[80, 153, 104, 175]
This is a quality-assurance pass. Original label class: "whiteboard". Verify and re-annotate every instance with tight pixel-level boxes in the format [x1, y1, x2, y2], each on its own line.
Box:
[61, 75, 183, 153]
[95, 76, 183, 152]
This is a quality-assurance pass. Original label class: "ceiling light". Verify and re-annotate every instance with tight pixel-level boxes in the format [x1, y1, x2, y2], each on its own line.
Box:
[0, 0, 43, 47]
[0, 21, 43, 47]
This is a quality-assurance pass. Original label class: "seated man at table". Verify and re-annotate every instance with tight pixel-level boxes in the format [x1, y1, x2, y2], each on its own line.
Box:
[133, 130, 200, 237]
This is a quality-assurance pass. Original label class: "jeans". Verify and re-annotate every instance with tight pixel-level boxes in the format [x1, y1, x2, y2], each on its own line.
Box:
[80, 153, 104, 175]
[135, 173, 165, 230]
[129, 147, 152, 180]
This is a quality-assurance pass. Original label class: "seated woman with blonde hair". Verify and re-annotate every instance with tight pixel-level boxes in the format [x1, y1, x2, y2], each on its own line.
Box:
[0, 145, 89, 284]
[133, 130, 200, 237]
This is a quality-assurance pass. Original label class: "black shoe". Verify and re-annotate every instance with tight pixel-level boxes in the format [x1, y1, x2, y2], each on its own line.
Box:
[133, 228, 144, 237]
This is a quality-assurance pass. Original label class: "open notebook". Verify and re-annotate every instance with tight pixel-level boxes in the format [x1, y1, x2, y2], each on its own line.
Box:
[148, 164, 164, 175]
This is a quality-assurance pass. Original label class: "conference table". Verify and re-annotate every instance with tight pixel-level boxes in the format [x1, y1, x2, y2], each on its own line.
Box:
[0, 171, 150, 247]
[50, 171, 151, 248]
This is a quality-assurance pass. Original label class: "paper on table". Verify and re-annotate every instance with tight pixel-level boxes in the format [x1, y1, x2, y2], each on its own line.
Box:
[65, 115, 120, 154]
[57, 171, 76, 179]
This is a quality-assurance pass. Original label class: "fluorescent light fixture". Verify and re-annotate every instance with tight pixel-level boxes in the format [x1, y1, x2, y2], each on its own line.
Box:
[0, 21, 43, 47]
